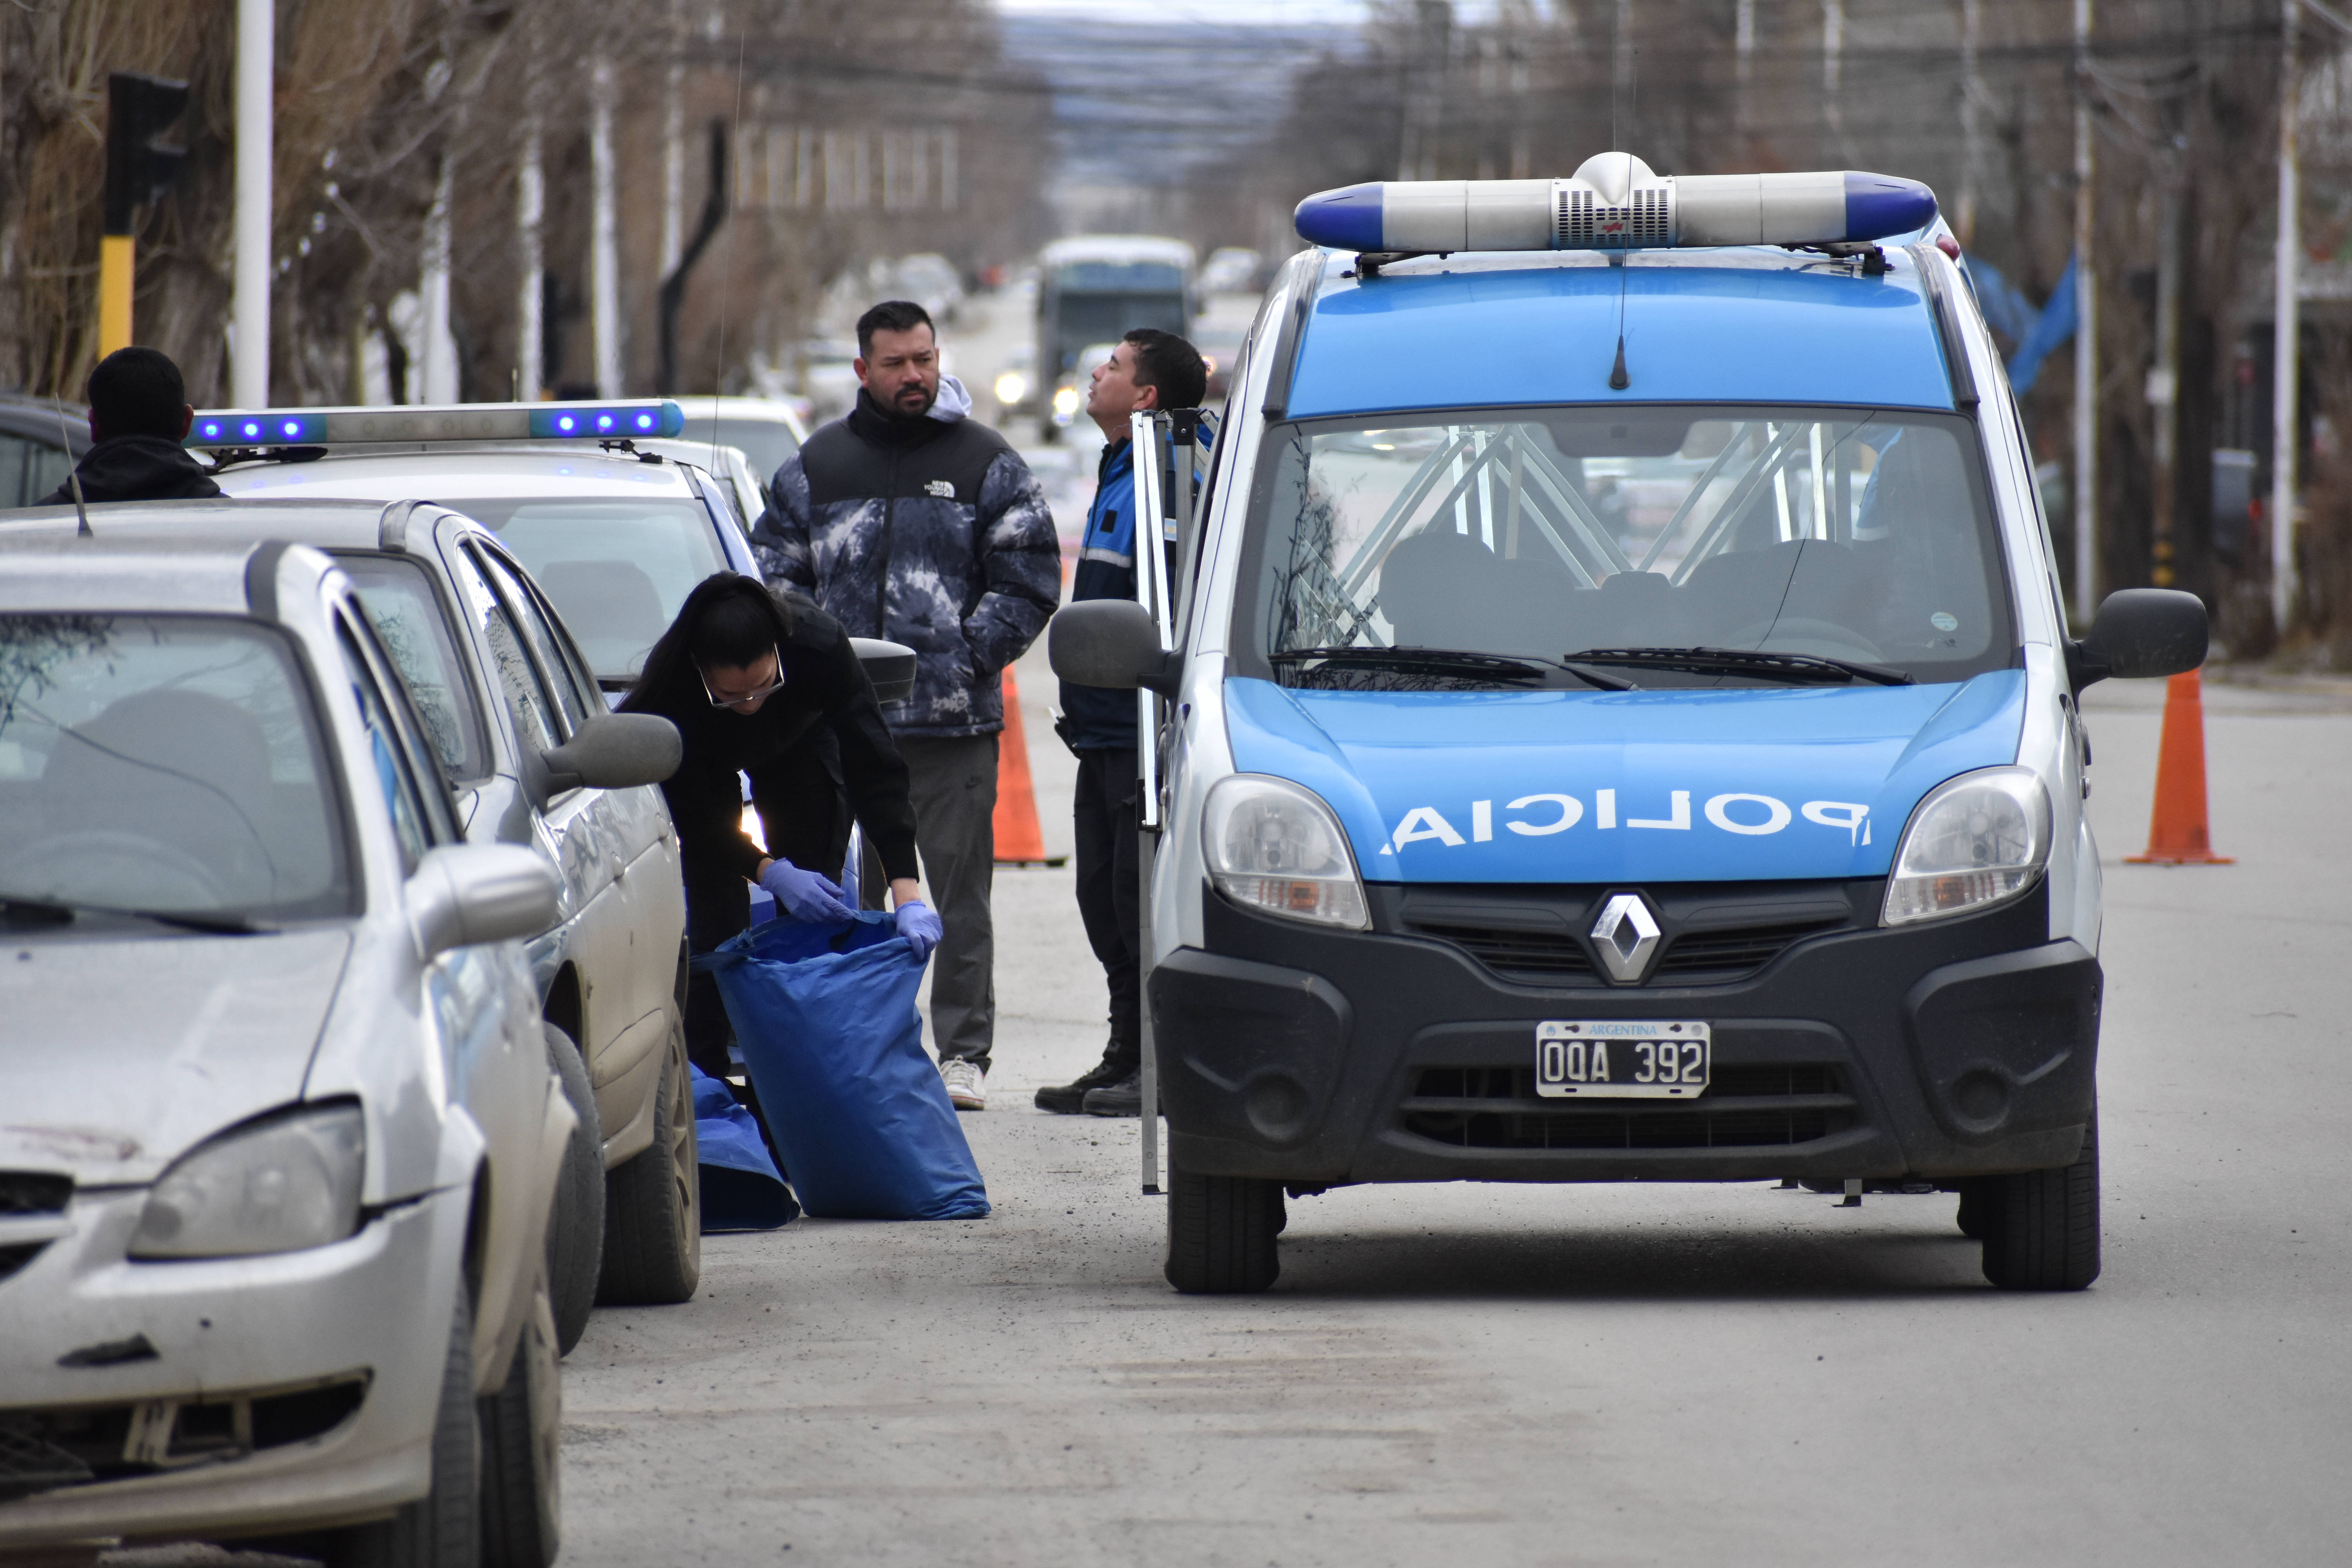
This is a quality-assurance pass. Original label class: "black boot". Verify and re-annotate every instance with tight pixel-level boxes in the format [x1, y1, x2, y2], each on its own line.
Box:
[1081, 1068, 1143, 1118]
[1035, 1056, 1134, 1114]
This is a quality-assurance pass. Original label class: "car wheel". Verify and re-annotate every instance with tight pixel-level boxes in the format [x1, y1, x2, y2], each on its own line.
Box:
[323, 1286, 479, 1568]
[596, 1024, 701, 1305]
[1955, 1182, 1986, 1240]
[543, 1023, 603, 1356]
[1164, 1165, 1281, 1295]
[478, 1268, 562, 1568]
[1979, 1105, 2101, 1291]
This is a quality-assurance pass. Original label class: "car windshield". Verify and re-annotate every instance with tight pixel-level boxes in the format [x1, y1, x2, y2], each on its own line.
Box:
[0, 615, 354, 920]
[684, 419, 799, 482]
[1242, 405, 2011, 690]
[337, 555, 491, 781]
[445, 497, 727, 684]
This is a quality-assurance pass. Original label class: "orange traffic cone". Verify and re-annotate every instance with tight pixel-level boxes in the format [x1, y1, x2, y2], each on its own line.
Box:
[2126, 669, 2234, 865]
[993, 666, 1065, 866]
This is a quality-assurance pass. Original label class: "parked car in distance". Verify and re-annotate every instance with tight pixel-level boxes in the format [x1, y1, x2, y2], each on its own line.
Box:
[666, 394, 809, 494]
[0, 536, 570, 1564]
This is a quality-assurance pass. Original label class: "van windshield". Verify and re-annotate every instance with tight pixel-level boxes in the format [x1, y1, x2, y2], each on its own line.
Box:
[1241, 406, 2013, 690]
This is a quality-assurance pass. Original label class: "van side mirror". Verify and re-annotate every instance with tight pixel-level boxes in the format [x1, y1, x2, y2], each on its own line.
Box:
[2067, 588, 2208, 690]
[1048, 600, 1181, 697]
[407, 843, 560, 959]
[851, 637, 917, 704]
[528, 713, 681, 805]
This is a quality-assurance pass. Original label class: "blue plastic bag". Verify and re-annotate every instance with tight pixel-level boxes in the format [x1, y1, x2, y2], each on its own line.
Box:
[688, 1064, 797, 1232]
[695, 913, 989, 1221]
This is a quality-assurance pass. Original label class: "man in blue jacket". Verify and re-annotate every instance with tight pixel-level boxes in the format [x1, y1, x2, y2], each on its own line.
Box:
[1035, 328, 1206, 1117]
[755, 301, 1060, 1110]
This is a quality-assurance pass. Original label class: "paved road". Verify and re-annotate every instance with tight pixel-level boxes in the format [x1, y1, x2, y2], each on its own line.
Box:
[540, 666, 2352, 1568]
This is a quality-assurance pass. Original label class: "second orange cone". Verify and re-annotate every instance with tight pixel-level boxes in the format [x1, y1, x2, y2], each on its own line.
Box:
[2126, 669, 2232, 865]
[993, 666, 1065, 866]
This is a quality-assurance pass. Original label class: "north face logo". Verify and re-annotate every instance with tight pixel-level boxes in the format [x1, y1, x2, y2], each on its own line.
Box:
[924, 479, 956, 499]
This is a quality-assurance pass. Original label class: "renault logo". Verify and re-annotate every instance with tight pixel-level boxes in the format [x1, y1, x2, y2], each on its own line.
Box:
[1590, 893, 1662, 983]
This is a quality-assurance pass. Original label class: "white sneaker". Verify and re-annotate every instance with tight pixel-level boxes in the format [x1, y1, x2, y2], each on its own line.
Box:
[940, 1058, 986, 1111]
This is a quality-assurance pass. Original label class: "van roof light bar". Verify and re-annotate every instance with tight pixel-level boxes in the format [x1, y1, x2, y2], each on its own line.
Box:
[185, 399, 687, 450]
[1294, 152, 1936, 256]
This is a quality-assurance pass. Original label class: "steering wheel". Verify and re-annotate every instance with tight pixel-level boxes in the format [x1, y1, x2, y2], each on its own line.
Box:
[0, 831, 229, 910]
[1723, 617, 1891, 665]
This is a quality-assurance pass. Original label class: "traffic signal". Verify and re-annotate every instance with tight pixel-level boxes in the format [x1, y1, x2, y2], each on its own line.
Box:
[99, 71, 191, 355]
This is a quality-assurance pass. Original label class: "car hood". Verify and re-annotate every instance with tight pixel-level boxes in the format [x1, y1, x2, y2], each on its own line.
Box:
[1222, 671, 2027, 883]
[0, 928, 352, 1186]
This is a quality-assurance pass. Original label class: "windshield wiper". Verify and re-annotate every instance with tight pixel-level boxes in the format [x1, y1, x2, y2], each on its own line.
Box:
[0, 893, 272, 935]
[1565, 647, 1914, 687]
[1273, 646, 1635, 691]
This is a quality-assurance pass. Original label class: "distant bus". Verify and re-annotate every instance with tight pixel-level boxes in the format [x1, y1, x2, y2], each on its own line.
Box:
[1035, 235, 1194, 414]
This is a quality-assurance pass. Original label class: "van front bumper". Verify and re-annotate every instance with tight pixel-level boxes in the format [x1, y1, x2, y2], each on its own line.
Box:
[1150, 880, 2098, 1185]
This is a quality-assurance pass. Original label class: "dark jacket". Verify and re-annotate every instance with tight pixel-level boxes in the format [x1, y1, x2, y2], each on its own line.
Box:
[752, 390, 1058, 738]
[622, 601, 919, 886]
[41, 435, 221, 505]
[1060, 437, 1143, 750]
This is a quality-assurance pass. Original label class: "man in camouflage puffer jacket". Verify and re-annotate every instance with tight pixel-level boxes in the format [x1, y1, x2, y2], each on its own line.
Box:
[751, 299, 1059, 1107]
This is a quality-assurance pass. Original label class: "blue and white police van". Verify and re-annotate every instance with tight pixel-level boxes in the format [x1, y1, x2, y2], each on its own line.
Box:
[1051, 153, 2207, 1295]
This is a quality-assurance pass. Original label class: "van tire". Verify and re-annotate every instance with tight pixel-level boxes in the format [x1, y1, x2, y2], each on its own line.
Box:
[1979, 1107, 2100, 1291]
[1954, 1183, 1985, 1239]
[478, 1270, 562, 1568]
[542, 1024, 603, 1355]
[1165, 1166, 1281, 1294]
[323, 1286, 479, 1567]
[597, 1026, 701, 1305]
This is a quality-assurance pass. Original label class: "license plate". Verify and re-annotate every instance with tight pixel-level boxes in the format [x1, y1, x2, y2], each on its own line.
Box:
[1535, 1021, 1710, 1098]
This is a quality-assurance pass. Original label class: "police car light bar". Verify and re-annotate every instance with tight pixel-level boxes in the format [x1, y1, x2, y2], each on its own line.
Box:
[1293, 152, 1936, 254]
[185, 400, 687, 449]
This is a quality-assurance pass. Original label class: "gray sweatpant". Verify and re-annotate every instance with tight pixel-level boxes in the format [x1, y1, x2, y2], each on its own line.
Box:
[866, 731, 998, 1071]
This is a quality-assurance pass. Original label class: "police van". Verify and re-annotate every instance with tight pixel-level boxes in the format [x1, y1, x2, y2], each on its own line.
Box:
[1050, 153, 2207, 1295]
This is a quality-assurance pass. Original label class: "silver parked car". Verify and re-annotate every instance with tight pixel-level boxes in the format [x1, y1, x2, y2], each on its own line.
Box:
[0, 494, 702, 1343]
[0, 537, 571, 1563]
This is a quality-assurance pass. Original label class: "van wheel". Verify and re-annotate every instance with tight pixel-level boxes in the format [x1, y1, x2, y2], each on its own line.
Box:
[1979, 1107, 2100, 1291]
[542, 1024, 603, 1355]
[479, 1269, 562, 1568]
[323, 1287, 478, 1567]
[597, 1025, 701, 1305]
[1954, 1182, 1986, 1239]
[1165, 1166, 1281, 1294]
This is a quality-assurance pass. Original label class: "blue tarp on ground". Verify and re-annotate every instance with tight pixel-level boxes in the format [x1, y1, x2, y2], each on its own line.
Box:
[689, 1063, 798, 1232]
[695, 913, 989, 1221]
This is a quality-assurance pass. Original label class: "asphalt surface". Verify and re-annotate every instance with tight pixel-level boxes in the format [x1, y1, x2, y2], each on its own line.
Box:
[505, 659, 2349, 1568]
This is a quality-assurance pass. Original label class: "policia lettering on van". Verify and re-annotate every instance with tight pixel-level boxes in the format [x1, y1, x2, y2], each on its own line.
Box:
[1053, 153, 2206, 1294]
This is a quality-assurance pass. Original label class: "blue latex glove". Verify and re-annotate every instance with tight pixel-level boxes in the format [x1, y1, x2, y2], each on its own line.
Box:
[757, 858, 853, 924]
[894, 900, 943, 960]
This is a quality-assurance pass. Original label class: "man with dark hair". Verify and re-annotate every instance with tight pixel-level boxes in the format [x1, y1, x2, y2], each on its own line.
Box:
[1036, 327, 1207, 1118]
[40, 347, 223, 505]
[753, 299, 1059, 1111]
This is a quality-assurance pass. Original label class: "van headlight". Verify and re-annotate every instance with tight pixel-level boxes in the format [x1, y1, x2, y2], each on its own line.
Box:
[1203, 774, 1370, 930]
[1051, 385, 1081, 418]
[130, 1105, 366, 1259]
[1882, 767, 2051, 926]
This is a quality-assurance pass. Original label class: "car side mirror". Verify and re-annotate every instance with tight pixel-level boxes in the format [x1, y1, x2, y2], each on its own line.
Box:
[1048, 600, 1181, 697]
[2067, 588, 2208, 690]
[407, 843, 560, 960]
[527, 713, 681, 806]
[851, 637, 918, 705]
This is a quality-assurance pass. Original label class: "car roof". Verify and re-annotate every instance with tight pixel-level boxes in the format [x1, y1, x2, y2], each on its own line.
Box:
[1285, 245, 1956, 420]
[0, 532, 306, 616]
[0, 495, 416, 554]
[210, 446, 708, 501]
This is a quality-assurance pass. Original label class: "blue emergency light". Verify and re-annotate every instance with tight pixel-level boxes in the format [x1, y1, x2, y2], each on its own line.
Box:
[1294, 152, 1937, 254]
[185, 399, 688, 449]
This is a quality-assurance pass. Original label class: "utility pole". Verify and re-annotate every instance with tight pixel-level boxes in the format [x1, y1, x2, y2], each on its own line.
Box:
[420, 156, 457, 403]
[1823, 0, 1848, 160]
[232, 0, 273, 407]
[661, 0, 686, 279]
[1958, 0, 1981, 247]
[2151, 164, 2181, 590]
[1736, 0, 1757, 152]
[518, 120, 544, 402]
[591, 54, 623, 398]
[2073, 0, 2098, 626]
[2274, 0, 2302, 636]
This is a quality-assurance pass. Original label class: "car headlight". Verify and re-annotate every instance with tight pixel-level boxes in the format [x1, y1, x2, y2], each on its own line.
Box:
[993, 371, 1029, 405]
[130, 1104, 366, 1259]
[1203, 774, 1370, 930]
[1882, 766, 2051, 926]
[1051, 385, 1081, 418]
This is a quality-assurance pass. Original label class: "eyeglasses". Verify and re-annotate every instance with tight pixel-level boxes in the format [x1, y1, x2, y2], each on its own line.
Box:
[697, 648, 784, 709]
